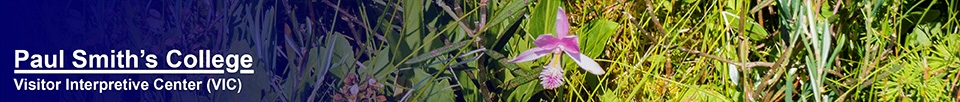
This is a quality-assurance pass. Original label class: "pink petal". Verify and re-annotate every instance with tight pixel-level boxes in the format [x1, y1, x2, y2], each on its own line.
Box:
[539, 57, 564, 89]
[533, 34, 561, 50]
[507, 47, 554, 63]
[564, 52, 605, 75]
[539, 66, 564, 89]
[555, 7, 570, 37]
[559, 35, 580, 54]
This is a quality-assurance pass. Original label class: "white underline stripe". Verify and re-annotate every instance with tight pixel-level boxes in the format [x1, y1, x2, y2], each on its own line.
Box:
[239, 70, 254, 74]
[13, 69, 255, 74]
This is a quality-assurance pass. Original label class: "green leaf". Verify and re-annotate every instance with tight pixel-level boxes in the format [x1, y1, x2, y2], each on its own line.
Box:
[578, 19, 619, 57]
[369, 47, 393, 78]
[405, 41, 472, 64]
[720, 12, 769, 41]
[507, 67, 543, 88]
[648, 54, 667, 63]
[409, 69, 455, 101]
[909, 23, 940, 47]
[906, 10, 941, 24]
[507, 80, 543, 102]
[323, 33, 356, 79]
[485, 0, 530, 31]
[403, 0, 424, 47]
[600, 89, 618, 102]
[458, 71, 482, 102]
[527, 0, 560, 35]
[508, 32, 541, 70]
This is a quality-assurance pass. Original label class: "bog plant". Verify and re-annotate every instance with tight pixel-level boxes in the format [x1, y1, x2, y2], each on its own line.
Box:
[507, 7, 606, 89]
[271, 0, 960, 101]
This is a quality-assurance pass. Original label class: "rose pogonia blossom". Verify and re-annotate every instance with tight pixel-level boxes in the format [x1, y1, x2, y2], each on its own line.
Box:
[508, 7, 605, 89]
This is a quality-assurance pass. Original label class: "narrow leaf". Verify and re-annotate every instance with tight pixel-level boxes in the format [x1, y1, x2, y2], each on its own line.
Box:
[405, 41, 472, 64]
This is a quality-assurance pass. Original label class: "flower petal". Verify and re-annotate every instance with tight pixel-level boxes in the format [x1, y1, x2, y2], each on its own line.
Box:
[539, 56, 565, 89]
[559, 35, 580, 54]
[533, 34, 561, 50]
[507, 47, 554, 63]
[539, 65, 565, 89]
[728, 64, 739, 85]
[555, 7, 569, 37]
[564, 52, 605, 75]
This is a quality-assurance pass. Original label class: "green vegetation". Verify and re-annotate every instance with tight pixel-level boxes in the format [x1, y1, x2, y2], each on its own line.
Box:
[275, 0, 960, 101]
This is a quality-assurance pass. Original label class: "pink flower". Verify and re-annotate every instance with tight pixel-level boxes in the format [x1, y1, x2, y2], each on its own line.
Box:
[539, 54, 565, 89]
[508, 7, 605, 89]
